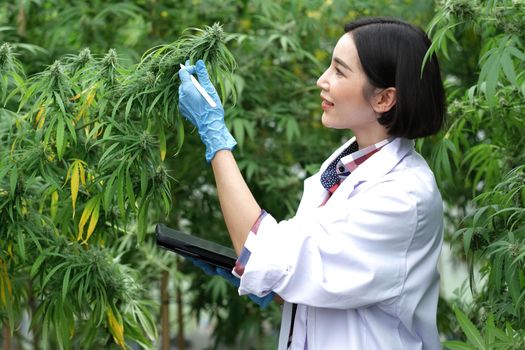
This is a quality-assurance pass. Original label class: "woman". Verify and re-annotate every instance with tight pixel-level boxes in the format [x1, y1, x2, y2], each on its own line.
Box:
[178, 16, 445, 350]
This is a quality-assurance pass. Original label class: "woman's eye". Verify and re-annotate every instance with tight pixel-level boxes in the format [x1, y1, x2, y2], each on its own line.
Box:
[335, 67, 344, 77]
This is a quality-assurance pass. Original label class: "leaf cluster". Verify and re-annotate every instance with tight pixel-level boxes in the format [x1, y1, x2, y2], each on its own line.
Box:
[0, 22, 237, 349]
[444, 306, 525, 350]
[422, 0, 525, 344]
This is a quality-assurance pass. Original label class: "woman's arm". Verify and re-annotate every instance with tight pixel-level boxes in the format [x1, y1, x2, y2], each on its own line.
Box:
[178, 61, 261, 254]
[211, 150, 261, 255]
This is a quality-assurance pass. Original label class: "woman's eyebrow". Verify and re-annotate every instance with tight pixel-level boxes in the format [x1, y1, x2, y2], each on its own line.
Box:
[334, 57, 352, 71]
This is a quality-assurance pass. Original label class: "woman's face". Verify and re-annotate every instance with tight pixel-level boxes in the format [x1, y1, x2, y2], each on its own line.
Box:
[316, 34, 379, 132]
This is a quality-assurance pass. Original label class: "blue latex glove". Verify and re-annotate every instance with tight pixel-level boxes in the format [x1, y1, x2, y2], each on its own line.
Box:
[186, 256, 274, 308]
[178, 60, 237, 163]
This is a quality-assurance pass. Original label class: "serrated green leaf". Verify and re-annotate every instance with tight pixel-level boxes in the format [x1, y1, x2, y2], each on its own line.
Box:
[103, 172, 118, 212]
[117, 169, 126, 218]
[504, 259, 521, 304]
[62, 267, 71, 302]
[0, 165, 10, 183]
[285, 117, 300, 142]
[500, 52, 517, 86]
[135, 304, 157, 339]
[137, 196, 150, 241]
[159, 127, 166, 161]
[174, 115, 184, 155]
[508, 46, 525, 60]
[442, 341, 476, 350]
[125, 170, 136, 211]
[53, 91, 66, 116]
[31, 254, 47, 278]
[125, 95, 134, 120]
[42, 262, 68, 289]
[17, 230, 26, 260]
[98, 142, 120, 169]
[65, 117, 77, 144]
[453, 306, 485, 350]
[56, 117, 66, 160]
[146, 91, 163, 116]
[462, 228, 473, 254]
[140, 170, 148, 197]
[9, 165, 17, 198]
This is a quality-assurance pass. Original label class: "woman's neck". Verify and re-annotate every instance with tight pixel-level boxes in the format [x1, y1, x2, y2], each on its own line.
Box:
[354, 129, 390, 150]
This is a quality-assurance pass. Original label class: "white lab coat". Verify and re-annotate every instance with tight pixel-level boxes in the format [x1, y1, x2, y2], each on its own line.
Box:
[237, 137, 443, 350]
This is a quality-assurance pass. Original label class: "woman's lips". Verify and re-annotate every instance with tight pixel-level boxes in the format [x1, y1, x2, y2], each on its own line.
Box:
[321, 99, 334, 110]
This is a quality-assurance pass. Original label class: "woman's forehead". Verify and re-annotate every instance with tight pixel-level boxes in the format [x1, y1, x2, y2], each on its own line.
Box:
[332, 33, 359, 65]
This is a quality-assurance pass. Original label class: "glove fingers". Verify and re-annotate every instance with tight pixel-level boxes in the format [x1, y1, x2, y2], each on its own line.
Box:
[186, 256, 217, 275]
[216, 267, 241, 287]
[178, 67, 192, 83]
[184, 60, 197, 75]
[195, 60, 214, 92]
[178, 61, 197, 82]
[248, 292, 274, 308]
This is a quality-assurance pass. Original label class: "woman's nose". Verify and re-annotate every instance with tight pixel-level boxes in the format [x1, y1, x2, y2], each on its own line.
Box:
[317, 70, 329, 90]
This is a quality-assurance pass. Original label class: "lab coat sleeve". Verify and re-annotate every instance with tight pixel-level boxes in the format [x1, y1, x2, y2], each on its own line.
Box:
[237, 179, 421, 309]
[232, 210, 268, 278]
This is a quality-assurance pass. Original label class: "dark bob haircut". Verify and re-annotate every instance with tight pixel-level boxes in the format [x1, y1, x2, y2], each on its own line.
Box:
[344, 17, 445, 139]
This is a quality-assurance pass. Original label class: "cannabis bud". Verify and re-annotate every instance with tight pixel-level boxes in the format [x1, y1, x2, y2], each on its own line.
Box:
[0, 42, 14, 71]
[76, 48, 93, 67]
[142, 71, 156, 86]
[102, 48, 118, 68]
[205, 22, 226, 45]
[444, 0, 477, 21]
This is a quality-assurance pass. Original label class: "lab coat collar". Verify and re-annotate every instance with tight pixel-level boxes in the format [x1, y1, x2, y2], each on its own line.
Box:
[301, 137, 414, 209]
[319, 136, 414, 184]
[347, 137, 413, 183]
[333, 137, 414, 199]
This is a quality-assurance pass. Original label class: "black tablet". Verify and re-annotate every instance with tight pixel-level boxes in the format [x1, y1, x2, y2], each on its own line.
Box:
[155, 224, 237, 270]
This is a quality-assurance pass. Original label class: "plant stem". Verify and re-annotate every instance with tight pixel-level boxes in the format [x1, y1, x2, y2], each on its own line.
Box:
[160, 270, 170, 350]
[176, 257, 185, 350]
[3, 322, 11, 350]
[29, 279, 40, 350]
[16, 0, 26, 37]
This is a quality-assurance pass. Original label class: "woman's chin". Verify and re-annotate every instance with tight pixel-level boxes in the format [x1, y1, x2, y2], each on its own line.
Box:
[321, 113, 332, 128]
[321, 114, 344, 129]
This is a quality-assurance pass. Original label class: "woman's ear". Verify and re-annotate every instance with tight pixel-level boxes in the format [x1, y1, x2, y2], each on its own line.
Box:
[372, 87, 396, 114]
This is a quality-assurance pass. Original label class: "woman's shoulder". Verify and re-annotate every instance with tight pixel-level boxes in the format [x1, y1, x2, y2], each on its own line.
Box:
[381, 150, 442, 206]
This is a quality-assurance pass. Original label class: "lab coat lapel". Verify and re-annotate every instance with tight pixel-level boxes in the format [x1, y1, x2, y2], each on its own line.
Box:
[297, 174, 326, 213]
[330, 137, 414, 201]
[297, 137, 357, 213]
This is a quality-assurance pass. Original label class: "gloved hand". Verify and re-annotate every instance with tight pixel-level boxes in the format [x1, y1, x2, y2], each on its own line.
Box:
[186, 256, 274, 308]
[178, 60, 237, 163]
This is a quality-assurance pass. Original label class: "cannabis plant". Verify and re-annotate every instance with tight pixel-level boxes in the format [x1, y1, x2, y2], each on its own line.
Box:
[421, 0, 525, 346]
[0, 23, 237, 349]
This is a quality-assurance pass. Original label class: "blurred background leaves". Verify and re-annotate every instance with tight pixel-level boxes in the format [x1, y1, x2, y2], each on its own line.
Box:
[0, 0, 524, 349]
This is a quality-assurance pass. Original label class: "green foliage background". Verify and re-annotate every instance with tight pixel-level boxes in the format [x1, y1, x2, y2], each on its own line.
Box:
[0, 0, 524, 349]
